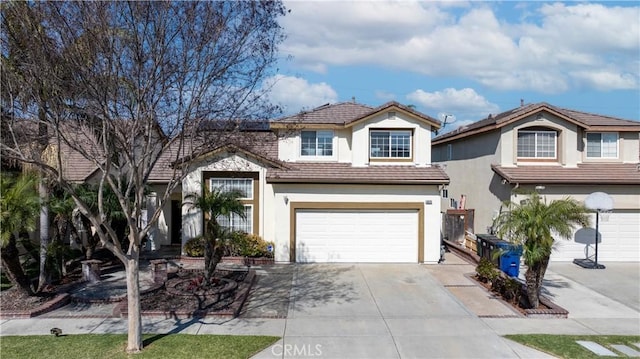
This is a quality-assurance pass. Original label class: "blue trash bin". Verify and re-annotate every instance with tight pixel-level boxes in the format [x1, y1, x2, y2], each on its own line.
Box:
[496, 241, 522, 277]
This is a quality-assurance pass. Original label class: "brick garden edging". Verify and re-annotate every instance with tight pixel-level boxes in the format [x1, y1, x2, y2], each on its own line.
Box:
[179, 256, 274, 266]
[0, 293, 71, 319]
[448, 240, 569, 319]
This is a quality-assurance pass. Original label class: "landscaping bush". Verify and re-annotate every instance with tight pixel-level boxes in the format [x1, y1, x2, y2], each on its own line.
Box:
[184, 236, 205, 257]
[476, 257, 524, 305]
[475, 258, 500, 283]
[225, 232, 274, 258]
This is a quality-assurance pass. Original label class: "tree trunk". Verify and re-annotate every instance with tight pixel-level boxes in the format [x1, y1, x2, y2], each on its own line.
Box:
[204, 237, 216, 284]
[524, 255, 550, 309]
[533, 255, 550, 303]
[37, 178, 50, 292]
[1, 235, 34, 296]
[124, 255, 143, 353]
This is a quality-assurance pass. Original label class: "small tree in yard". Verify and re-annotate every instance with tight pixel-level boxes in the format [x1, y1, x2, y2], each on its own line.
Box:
[1, 1, 285, 353]
[184, 185, 246, 285]
[492, 192, 590, 308]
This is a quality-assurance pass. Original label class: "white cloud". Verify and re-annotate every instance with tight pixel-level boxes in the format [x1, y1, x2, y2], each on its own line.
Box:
[570, 70, 638, 91]
[407, 88, 500, 120]
[264, 75, 338, 114]
[281, 1, 640, 93]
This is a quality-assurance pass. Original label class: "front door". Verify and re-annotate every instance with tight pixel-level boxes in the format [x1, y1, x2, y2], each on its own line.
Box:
[171, 200, 182, 245]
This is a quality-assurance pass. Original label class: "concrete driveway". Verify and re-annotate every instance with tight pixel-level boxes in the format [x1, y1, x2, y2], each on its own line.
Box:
[252, 264, 549, 359]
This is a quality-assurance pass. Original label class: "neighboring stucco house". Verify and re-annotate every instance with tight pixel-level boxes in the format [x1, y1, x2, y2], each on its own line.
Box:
[180, 101, 450, 263]
[432, 102, 640, 262]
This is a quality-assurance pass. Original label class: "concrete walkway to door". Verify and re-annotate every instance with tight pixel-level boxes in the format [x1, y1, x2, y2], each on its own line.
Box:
[252, 263, 552, 359]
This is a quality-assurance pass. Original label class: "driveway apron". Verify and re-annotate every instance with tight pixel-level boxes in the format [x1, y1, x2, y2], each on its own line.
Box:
[254, 263, 544, 359]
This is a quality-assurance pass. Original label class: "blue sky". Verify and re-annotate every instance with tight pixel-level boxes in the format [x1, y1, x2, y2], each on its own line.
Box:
[264, 1, 639, 131]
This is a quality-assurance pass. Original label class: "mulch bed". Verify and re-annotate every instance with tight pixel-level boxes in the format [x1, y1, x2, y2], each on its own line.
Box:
[470, 274, 568, 318]
[1, 262, 255, 319]
[121, 269, 256, 318]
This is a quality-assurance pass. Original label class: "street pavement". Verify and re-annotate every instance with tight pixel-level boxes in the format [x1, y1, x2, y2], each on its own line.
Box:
[0, 252, 638, 359]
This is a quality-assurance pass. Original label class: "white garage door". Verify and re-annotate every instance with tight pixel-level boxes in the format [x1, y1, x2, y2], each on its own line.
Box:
[295, 209, 419, 263]
[552, 211, 640, 262]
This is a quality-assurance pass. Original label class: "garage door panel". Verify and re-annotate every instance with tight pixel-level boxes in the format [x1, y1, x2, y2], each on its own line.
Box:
[551, 211, 639, 262]
[296, 209, 418, 263]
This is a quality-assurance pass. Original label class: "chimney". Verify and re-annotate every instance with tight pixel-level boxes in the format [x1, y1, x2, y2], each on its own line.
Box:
[520, 99, 524, 107]
[352, 96, 356, 103]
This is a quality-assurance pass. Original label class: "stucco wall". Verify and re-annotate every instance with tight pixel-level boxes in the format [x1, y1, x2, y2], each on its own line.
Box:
[181, 152, 268, 253]
[351, 112, 433, 166]
[433, 130, 505, 234]
[500, 113, 580, 167]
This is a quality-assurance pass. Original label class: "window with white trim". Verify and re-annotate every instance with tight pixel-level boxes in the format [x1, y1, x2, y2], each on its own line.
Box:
[209, 177, 254, 233]
[370, 130, 411, 158]
[216, 205, 252, 233]
[210, 178, 253, 199]
[586, 133, 618, 158]
[301, 130, 333, 156]
[517, 130, 557, 158]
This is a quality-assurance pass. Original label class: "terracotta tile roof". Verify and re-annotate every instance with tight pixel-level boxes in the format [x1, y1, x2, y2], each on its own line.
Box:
[491, 163, 640, 185]
[272, 101, 442, 129]
[273, 102, 374, 125]
[433, 102, 640, 144]
[59, 142, 101, 182]
[267, 162, 449, 185]
[346, 101, 441, 128]
[153, 131, 283, 182]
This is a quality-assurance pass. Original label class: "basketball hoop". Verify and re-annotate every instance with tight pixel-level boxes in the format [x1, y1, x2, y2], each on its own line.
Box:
[600, 210, 612, 222]
[574, 192, 614, 269]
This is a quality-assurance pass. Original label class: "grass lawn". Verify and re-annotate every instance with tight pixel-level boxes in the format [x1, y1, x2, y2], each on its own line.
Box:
[0, 334, 280, 359]
[505, 334, 640, 359]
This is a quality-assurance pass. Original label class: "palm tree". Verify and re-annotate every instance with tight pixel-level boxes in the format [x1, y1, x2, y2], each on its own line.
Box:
[184, 185, 246, 285]
[492, 192, 590, 308]
[0, 173, 40, 296]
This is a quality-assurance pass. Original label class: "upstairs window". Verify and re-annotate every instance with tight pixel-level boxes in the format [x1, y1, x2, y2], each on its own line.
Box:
[587, 133, 618, 158]
[301, 130, 333, 156]
[517, 130, 557, 159]
[370, 130, 412, 159]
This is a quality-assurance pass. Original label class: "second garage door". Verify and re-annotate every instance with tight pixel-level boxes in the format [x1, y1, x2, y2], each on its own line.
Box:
[295, 209, 419, 263]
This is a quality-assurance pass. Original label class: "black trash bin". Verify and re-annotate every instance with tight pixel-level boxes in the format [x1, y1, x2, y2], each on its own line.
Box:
[495, 241, 523, 277]
[476, 234, 501, 266]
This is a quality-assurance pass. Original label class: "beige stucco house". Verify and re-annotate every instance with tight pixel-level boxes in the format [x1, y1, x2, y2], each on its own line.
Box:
[432, 102, 640, 262]
[178, 101, 450, 263]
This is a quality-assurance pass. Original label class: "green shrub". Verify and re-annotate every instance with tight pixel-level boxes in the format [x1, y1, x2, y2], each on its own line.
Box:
[184, 236, 205, 257]
[476, 258, 500, 283]
[225, 232, 274, 258]
[501, 276, 522, 302]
